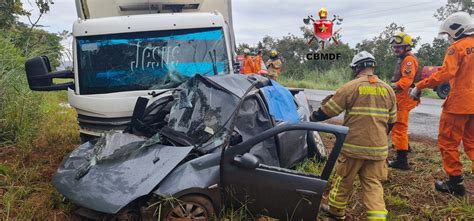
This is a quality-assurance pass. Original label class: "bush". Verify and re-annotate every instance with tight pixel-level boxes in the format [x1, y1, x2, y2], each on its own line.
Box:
[0, 36, 44, 147]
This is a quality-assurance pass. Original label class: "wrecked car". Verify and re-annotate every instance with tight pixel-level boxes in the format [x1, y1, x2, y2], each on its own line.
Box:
[52, 74, 348, 220]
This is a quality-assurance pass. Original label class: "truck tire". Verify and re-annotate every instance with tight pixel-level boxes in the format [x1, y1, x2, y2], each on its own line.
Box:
[436, 83, 450, 99]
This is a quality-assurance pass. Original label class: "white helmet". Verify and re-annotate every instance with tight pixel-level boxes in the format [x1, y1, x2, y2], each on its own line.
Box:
[243, 48, 250, 54]
[350, 51, 376, 68]
[439, 12, 474, 40]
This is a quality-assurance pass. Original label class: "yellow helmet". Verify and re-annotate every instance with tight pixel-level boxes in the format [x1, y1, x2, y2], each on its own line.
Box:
[318, 7, 328, 19]
[271, 50, 278, 57]
[389, 32, 413, 47]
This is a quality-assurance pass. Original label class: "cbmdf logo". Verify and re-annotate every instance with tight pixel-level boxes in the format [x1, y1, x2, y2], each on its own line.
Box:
[303, 7, 343, 50]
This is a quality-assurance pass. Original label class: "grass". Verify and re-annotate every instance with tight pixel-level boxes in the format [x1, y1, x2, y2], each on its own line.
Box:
[279, 67, 352, 91]
[278, 68, 444, 100]
[0, 91, 79, 220]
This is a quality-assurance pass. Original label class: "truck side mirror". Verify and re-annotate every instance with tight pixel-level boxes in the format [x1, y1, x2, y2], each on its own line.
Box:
[25, 56, 74, 91]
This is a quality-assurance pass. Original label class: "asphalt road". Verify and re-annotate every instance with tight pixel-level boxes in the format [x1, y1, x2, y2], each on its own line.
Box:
[305, 89, 443, 141]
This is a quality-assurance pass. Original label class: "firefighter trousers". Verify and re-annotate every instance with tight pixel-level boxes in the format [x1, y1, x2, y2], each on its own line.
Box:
[392, 109, 412, 150]
[439, 112, 474, 176]
[328, 154, 388, 220]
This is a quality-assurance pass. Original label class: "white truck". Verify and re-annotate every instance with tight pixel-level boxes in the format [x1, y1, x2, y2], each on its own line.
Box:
[25, 0, 236, 141]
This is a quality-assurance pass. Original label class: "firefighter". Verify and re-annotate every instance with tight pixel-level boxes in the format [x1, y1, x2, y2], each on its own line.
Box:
[312, 51, 397, 220]
[242, 48, 255, 74]
[388, 32, 420, 170]
[265, 50, 282, 80]
[410, 12, 474, 197]
[254, 49, 263, 74]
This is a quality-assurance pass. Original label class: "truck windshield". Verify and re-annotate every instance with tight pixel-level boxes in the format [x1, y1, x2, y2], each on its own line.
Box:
[77, 27, 229, 95]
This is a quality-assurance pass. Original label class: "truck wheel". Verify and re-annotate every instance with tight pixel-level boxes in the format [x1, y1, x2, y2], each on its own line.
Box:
[307, 131, 327, 161]
[436, 83, 450, 99]
[161, 195, 215, 221]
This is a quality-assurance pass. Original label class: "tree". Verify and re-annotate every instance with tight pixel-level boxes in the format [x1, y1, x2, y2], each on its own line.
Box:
[416, 38, 450, 67]
[434, 0, 473, 21]
[0, 0, 27, 29]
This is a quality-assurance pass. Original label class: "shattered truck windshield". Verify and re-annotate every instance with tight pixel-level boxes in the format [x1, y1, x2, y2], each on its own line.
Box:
[76, 27, 229, 95]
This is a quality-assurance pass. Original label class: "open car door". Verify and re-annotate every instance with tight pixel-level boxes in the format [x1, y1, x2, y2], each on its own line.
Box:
[221, 122, 348, 220]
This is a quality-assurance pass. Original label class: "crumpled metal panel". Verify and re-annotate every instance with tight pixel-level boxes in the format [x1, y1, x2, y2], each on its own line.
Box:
[154, 151, 221, 197]
[53, 133, 193, 214]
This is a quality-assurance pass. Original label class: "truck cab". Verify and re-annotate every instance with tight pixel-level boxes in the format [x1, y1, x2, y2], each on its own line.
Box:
[25, 0, 236, 140]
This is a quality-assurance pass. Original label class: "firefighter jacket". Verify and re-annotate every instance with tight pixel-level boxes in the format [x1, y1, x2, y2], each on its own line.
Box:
[416, 36, 474, 114]
[320, 74, 397, 160]
[392, 51, 420, 111]
[266, 58, 282, 77]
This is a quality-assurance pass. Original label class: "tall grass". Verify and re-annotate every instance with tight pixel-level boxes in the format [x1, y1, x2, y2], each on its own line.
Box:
[0, 36, 45, 148]
[278, 67, 352, 90]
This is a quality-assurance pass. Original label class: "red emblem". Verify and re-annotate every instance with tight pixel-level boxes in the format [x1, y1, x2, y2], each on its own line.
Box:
[313, 19, 333, 40]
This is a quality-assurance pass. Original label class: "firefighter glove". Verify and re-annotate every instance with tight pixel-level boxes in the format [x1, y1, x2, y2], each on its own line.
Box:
[408, 87, 420, 99]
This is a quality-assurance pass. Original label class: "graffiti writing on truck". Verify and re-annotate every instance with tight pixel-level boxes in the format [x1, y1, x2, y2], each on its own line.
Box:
[130, 41, 180, 72]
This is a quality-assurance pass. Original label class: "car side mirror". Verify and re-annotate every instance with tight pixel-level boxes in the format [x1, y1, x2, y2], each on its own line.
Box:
[233, 153, 260, 169]
[25, 56, 74, 91]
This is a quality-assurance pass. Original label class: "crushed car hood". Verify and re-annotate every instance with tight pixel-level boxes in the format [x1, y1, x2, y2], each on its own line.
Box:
[52, 133, 193, 214]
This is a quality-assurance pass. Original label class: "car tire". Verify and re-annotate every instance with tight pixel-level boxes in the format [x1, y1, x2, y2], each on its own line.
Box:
[160, 195, 215, 221]
[306, 131, 327, 161]
[436, 83, 450, 99]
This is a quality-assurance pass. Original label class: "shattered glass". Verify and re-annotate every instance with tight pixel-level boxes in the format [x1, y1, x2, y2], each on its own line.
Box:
[168, 77, 240, 146]
[77, 28, 229, 95]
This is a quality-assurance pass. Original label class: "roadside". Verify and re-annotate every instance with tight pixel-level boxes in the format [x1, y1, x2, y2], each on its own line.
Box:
[305, 89, 442, 141]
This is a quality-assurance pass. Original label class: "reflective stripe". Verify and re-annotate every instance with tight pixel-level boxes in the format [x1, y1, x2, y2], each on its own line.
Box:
[328, 176, 347, 209]
[329, 99, 343, 112]
[343, 143, 388, 151]
[367, 210, 388, 220]
[367, 210, 388, 215]
[348, 112, 389, 117]
[352, 107, 389, 112]
[349, 106, 390, 118]
[327, 99, 343, 114]
[367, 217, 386, 220]
[328, 201, 347, 209]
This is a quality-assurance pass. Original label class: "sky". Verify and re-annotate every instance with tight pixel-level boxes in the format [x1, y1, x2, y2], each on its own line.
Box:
[19, 0, 447, 49]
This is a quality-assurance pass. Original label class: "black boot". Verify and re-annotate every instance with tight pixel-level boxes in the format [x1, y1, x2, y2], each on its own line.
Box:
[435, 175, 466, 197]
[388, 150, 410, 170]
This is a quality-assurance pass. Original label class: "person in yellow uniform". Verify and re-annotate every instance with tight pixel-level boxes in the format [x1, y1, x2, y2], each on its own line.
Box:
[311, 51, 397, 220]
[265, 50, 282, 80]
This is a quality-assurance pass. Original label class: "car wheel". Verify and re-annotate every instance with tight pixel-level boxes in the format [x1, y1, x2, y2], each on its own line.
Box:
[436, 83, 450, 99]
[306, 131, 327, 161]
[161, 195, 215, 221]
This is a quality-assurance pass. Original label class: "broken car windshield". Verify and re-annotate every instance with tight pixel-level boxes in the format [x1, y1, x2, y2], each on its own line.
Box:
[76, 28, 229, 95]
